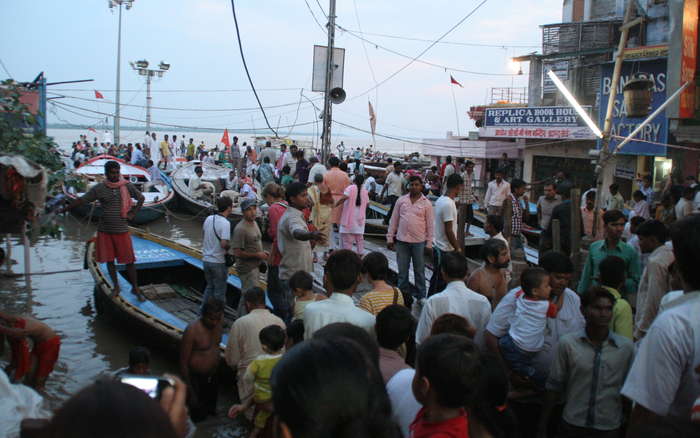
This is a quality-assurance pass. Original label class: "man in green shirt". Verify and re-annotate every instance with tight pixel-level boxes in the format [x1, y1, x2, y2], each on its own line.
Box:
[578, 209, 641, 296]
[597, 255, 633, 339]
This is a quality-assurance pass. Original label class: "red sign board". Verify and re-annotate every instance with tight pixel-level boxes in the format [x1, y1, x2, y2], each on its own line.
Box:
[680, 0, 698, 118]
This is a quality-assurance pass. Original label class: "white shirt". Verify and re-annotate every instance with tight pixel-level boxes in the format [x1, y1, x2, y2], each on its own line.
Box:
[386, 369, 421, 438]
[385, 172, 404, 197]
[303, 293, 375, 339]
[240, 183, 256, 200]
[415, 280, 492, 348]
[484, 179, 511, 207]
[433, 196, 458, 252]
[307, 162, 327, 184]
[149, 138, 160, 162]
[487, 287, 585, 377]
[188, 175, 203, 198]
[202, 214, 231, 263]
[363, 176, 377, 193]
[694, 191, 700, 212]
[675, 198, 693, 220]
[659, 290, 684, 313]
[634, 244, 674, 339]
[509, 292, 555, 352]
[621, 292, 700, 418]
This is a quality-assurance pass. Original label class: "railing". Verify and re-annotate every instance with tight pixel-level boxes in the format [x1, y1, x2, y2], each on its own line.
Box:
[541, 20, 621, 56]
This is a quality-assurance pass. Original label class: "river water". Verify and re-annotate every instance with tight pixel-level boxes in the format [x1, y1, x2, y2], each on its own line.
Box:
[0, 214, 246, 436]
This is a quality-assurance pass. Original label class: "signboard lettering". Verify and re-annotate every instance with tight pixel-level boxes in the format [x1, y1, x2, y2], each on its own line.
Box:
[680, 0, 698, 118]
[598, 59, 668, 156]
[480, 105, 595, 139]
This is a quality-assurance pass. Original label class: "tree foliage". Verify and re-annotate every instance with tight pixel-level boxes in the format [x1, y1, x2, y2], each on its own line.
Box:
[0, 79, 64, 191]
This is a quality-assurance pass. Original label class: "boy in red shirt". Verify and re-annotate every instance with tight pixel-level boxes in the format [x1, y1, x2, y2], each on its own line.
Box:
[410, 333, 480, 438]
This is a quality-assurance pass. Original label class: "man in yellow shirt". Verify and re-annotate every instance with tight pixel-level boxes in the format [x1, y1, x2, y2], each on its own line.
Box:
[186, 138, 196, 161]
[160, 134, 172, 168]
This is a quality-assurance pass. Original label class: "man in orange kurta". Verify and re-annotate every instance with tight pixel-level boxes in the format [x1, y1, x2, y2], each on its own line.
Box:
[323, 156, 351, 249]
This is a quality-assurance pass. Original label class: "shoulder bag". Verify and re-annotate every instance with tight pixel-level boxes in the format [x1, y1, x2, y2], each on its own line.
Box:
[212, 215, 235, 267]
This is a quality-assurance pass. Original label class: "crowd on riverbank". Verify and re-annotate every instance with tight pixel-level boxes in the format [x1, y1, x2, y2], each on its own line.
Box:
[2, 137, 700, 438]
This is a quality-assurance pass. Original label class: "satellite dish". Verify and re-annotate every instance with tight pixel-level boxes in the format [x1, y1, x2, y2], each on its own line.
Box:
[329, 87, 346, 104]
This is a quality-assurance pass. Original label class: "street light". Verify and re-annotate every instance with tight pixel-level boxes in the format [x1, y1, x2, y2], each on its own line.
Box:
[130, 59, 171, 131]
[108, 0, 135, 146]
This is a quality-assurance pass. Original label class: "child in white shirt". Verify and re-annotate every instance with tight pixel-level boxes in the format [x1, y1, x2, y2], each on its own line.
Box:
[498, 267, 557, 389]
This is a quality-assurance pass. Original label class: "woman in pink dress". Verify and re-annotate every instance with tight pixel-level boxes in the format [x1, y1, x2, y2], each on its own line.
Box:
[334, 175, 369, 255]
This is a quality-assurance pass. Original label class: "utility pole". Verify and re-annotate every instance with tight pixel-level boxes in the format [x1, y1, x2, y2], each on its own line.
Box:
[146, 72, 151, 130]
[109, 0, 135, 146]
[589, 0, 637, 240]
[115, 2, 123, 146]
[321, 0, 337, 164]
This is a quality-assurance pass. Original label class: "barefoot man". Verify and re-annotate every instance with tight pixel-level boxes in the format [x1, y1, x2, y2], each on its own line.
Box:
[467, 238, 509, 307]
[63, 160, 145, 299]
[180, 298, 224, 422]
[0, 311, 60, 390]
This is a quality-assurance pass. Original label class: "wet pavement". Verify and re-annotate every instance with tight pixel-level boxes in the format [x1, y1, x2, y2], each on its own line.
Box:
[0, 214, 245, 437]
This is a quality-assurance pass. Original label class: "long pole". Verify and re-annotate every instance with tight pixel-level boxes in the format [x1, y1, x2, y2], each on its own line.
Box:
[450, 85, 461, 136]
[146, 71, 152, 131]
[321, 0, 337, 164]
[114, 2, 123, 146]
[590, 0, 636, 240]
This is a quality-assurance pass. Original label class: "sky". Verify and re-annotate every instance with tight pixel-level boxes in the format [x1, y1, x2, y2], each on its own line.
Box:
[1, 0, 563, 145]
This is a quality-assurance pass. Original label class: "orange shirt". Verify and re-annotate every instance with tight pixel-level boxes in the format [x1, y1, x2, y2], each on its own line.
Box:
[323, 167, 351, 224]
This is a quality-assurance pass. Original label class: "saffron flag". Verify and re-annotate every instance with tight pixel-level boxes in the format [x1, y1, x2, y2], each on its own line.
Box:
[94, 90, 104, 99]
[221, 128, 231, 152]
[368, 101, 377, 137]
[450, 75, 463, 88]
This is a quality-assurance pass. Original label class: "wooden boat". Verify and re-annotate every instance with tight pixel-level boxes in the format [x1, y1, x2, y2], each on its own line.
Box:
[63, 155, 174, 225]
[170, 161, 262, 222]
[87, 227, 271, 353]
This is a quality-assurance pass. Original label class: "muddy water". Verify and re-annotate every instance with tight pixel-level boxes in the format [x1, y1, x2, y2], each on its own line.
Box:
[0, 214, 246, 436]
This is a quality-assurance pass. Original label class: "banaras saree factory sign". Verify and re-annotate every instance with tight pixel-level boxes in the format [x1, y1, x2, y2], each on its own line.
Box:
[480, 106, 596, 140]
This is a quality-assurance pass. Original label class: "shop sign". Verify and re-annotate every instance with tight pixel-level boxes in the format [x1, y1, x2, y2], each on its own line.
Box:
[680, 0, 698, 118]
[480, 106, 596, 139]
[598, 59, 668, 156]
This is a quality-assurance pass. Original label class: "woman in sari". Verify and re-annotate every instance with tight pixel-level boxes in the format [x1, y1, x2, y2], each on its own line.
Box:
[308, 173, 333, 263]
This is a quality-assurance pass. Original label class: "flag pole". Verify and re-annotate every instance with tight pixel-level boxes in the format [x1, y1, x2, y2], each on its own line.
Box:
[450, 84, 461, 136]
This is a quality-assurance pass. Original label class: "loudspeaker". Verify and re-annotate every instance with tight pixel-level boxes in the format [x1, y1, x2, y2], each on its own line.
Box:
[329, 87, 346, 104]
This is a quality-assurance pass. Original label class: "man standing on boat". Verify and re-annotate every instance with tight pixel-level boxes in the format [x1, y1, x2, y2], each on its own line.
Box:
[62, 160, 145, 300]
[232, 198, 268, 316]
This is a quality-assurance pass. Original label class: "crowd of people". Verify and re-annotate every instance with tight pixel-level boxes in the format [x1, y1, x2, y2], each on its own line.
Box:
[3, 141, 700, 438]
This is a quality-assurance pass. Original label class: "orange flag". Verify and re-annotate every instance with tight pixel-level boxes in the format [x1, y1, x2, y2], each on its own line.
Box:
[368, 101, 377, 137]
[94, 90, 104, 99]
[221, 128, 231, 152]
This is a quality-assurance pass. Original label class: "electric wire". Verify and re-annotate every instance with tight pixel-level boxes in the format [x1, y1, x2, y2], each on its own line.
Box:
[348, 0, 494, 100]
[50, 88, 304, 93]
[47, 92, 321, 112]
[303, 0, 327, 33]
[0, 58, 13, 78]
[336, 24, 517, 77]
[229, 0, 278, 136]
[52, 100, 318, 133]
[336, 28, 540, 48]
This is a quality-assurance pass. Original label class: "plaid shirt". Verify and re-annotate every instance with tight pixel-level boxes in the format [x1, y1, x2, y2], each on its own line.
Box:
[457, 171, 477, 205]
[510, 193, 523, 236]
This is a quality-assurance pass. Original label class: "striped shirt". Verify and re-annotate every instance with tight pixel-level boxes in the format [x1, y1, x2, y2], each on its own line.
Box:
[358, 287, 404, 316]
[81, 182, 141, 234]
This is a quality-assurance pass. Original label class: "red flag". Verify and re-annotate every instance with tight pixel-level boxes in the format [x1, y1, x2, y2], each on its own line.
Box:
[88, 127, 97, 133]
[221, 128, 231, 150]
[450, 75, 463, 88]
[94, 90, 104, 99]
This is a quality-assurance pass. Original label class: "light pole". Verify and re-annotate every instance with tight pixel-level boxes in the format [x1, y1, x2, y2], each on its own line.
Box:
[109, 0, 134, 146]
[321, 0, 337, 164]
[130, 60, 170, 131]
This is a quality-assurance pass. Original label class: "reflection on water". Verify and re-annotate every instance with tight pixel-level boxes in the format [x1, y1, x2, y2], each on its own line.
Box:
[0, 214, 248, 435]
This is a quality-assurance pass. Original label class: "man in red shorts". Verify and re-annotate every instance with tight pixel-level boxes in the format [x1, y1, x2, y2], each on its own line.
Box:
[0, 311, 60, 390]
[63, 160, 145, 299]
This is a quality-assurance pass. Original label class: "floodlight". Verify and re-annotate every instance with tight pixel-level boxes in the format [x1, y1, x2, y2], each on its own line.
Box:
[547, 70, 603, 138]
